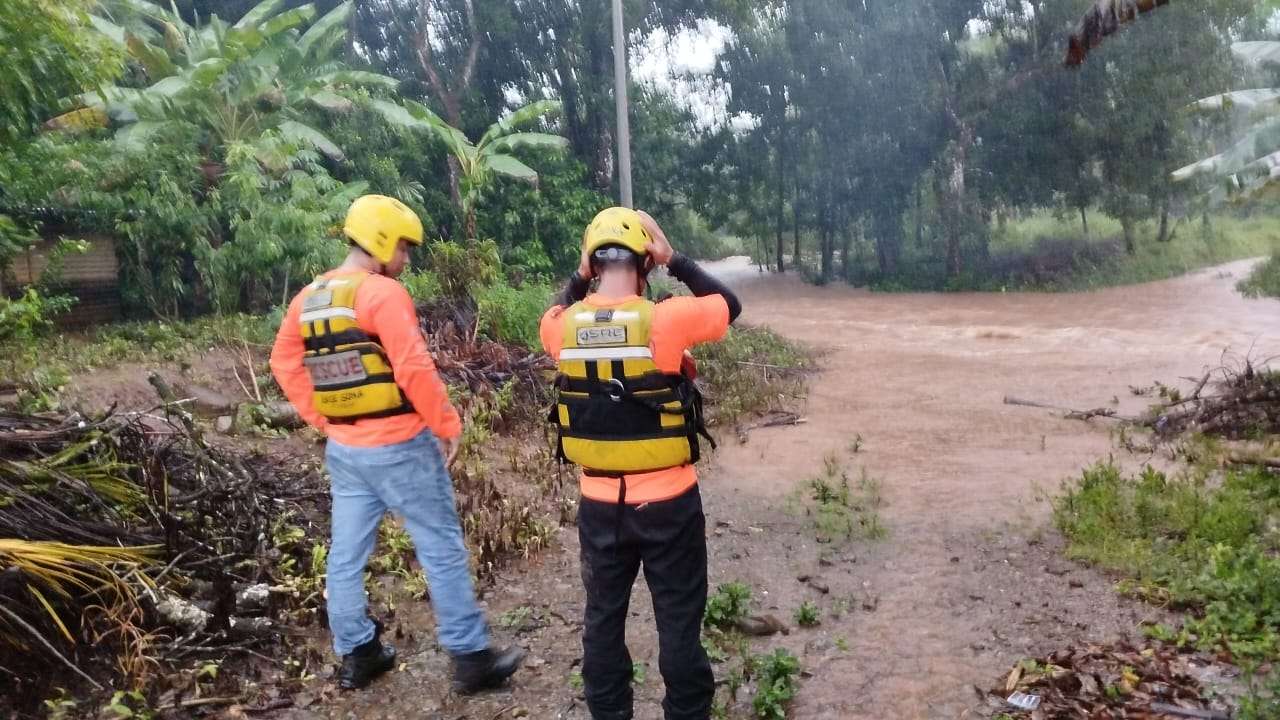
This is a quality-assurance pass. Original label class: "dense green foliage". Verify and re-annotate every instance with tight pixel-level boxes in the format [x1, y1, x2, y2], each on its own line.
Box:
[708, 0, 1278, 287]
[1, 0, 1277, 325]
[1055, 461, 1280, 661]
[0, 0, 122, 144]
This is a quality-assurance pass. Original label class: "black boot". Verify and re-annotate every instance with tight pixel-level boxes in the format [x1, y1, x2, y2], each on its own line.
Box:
[338, 623, 396, 690]
[451, 646, 526, 694]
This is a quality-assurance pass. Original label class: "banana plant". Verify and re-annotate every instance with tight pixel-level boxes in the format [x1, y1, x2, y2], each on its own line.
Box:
[1170, 41, 1280, 200]
[1068, 1, 1280, 200]
[368, 98, 569, 240]
[49, 0, 396, 168]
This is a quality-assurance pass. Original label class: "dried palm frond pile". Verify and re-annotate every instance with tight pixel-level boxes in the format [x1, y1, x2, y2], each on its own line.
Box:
[0, 408, 326, 712]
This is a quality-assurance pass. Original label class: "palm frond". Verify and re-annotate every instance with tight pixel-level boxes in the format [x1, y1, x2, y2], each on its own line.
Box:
[483, 132, 569, 156]
[298, 1, 351, 60]
[233, 0, 287, 30]
[478, 100, 561, 148]
[486, 154, 539, 184]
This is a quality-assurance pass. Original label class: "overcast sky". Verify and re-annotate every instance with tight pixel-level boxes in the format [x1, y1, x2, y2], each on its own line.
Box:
[632, 19, 736, 129]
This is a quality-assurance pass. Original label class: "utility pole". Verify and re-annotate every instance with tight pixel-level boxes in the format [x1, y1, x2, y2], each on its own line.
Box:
[611, 0, 633, 208]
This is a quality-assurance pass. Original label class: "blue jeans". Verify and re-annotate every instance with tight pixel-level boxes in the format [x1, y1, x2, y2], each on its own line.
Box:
[324, 430, 489, 656]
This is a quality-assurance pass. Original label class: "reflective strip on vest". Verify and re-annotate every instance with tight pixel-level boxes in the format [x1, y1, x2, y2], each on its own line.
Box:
[559, 346, 654, 360]
[299, 272, 412, 422]
[300, 307, 358, 323]
[572, 311, 642, 322]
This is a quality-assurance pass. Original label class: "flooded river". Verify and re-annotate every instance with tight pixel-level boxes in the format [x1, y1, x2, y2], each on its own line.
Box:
[708, 257, 1277, 718]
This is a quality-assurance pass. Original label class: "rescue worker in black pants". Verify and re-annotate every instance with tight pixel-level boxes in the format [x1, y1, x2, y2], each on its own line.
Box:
[539, 207, 742, 719]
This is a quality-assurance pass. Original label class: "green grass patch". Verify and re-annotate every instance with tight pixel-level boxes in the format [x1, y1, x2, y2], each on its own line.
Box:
[981, 211, 1280, 292]
[2, 311, 278, 410]
[791, 453, 886, 544]
[1240, 255, 1280, 300]
[859, 209, 1280, 292]
[41, 313, 277, 373]
[694, 324, 813, 427]
[1053, 461, 1280, 661]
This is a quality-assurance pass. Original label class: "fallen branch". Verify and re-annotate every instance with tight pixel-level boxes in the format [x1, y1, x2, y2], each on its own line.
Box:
[735, 361, 795, 371]
[1190, 372, 1211, 401]
[1224, 452, 1280, 470]
[156, 696, 244, 711]
[742, 412, 806, 432]
[1003, 396, 1132, 422]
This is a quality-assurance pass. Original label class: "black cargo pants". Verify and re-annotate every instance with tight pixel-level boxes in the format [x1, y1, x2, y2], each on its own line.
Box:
[577, 484, 714, 720]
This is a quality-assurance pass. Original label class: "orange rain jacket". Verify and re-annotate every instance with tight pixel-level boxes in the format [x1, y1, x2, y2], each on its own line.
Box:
[270, 270, 462, 446]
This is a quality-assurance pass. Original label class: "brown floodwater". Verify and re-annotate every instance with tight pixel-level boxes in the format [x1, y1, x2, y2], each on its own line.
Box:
[705, 257, 1277, 719]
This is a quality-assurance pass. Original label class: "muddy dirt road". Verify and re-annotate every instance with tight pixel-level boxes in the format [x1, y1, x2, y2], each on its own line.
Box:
[292, 259, 1278, 720]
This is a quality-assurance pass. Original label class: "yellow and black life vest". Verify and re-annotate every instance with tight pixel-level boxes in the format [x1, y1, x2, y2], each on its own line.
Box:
[299, 273, 413, 422]
[550, 298, 713, 476]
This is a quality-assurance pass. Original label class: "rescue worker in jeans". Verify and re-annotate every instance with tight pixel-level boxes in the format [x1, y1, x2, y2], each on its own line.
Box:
[540, 207, 742, 719]
[270, 194, 523, 692]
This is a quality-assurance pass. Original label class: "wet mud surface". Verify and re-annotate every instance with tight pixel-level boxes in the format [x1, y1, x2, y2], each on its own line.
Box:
[74, 260, 1278, 719]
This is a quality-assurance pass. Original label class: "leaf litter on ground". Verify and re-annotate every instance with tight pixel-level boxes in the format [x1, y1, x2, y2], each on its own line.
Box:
[987, 640, 1234, 720]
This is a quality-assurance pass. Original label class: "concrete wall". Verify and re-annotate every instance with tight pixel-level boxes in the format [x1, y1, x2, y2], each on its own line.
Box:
[9, 232, 122, 327]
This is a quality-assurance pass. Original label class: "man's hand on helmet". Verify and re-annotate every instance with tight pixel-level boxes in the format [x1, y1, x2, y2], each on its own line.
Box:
[637, 210, 674, 266]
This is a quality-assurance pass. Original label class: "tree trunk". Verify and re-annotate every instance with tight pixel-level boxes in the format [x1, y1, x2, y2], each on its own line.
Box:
[587, 3, 615, 191]
[915, 182, 924, 248]
[943, 138, 968, 279]
[446, 156, 462, 212]
[1156, 201, 1171, 243]
[852, 221, 866, 284]
[821, 224, 834, 284]
[1121, 217, 1136, 255]
[873, 209, 900, 276]
[792, 172, 801, 264]
[1079, 205, 1089, 240]
[820, 164, 834, 283]
[840, 225, 852, 280]
[774, 124, 786, 274]
[465, 205, 478, 243]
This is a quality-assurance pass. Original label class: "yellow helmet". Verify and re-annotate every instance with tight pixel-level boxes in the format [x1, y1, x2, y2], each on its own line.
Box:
[343, 194, 424, 264]
[583, 207, 651, 258]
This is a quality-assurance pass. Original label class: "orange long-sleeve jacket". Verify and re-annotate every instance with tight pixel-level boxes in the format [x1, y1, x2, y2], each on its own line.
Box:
[270, 270, 462, 446]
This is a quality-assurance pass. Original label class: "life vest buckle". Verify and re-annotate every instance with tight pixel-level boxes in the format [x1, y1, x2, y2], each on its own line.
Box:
[606, 377, 626, 402]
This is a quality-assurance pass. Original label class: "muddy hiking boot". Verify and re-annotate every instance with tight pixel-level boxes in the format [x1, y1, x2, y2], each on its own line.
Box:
[338, 622, 396, 691]
[451, 645, 526, 694]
